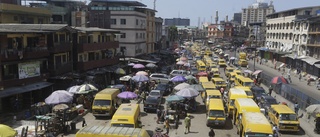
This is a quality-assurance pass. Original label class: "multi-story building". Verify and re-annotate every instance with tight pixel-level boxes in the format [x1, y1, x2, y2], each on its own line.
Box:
[155, 17, 164, 50]
[207, 22, 234, 40]
[233, 13, 242, 24]
[241, 1, 275, 26]
[145, 9, 156, 54]
[164, 18, 190, 26]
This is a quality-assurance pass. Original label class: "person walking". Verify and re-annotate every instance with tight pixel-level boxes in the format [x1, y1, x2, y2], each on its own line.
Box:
[184, 114, 191, 134]
[156, 107, 162, 124]
[294, 102, 299, 114]
[298, 73, 302, 81]
[164, 118, 170, 135]
[209, 128, 215, 137]
[268, 85, 273, 95]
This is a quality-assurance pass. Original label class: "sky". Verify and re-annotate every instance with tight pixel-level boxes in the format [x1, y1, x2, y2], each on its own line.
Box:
[139, 0, 320, 26]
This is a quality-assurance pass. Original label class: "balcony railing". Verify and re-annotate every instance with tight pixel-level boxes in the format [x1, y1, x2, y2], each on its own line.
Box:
[77, 41, 119, 52]
[49, 42, 72, 53]
[77, 57, 119, 71]
[0, 73, 49, 88]
[0, 47, 49, 61]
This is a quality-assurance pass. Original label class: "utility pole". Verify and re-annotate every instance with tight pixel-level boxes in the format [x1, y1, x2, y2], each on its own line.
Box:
[153, 0, 156, 10]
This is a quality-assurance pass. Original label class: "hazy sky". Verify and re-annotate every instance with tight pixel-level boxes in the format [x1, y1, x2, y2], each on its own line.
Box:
[139, 0, 320, 26]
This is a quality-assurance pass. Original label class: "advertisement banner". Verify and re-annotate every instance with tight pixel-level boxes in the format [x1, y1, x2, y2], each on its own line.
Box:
[18, 61, 41, 79]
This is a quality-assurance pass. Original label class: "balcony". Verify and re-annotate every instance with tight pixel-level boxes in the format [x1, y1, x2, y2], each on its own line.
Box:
[49, 62, 73, 76]
[0, 73, 49, 88]
[0, 47, 49, 62]
[77, 41, 119, 52]
[77, 57, 119, 71]
[48, 43, 72, 53]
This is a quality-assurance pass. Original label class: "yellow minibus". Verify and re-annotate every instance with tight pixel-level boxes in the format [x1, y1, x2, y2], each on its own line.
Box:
[199, 76, 209, 83]
[227, 88, 248, 117]
[110, 103, 142, 128]
[92, 88, 120, 117]
[206, 99, 226, 127]
[76, 126, 150, 137]
[268, 105, 300, 132]
[205, 90, 222, 108]
[234, 86, 253, 99]
[211, 78, 227, 89]
[196, 60, 206, 71]
[233, 98, 261, 126]
[239, 112, 273, 137]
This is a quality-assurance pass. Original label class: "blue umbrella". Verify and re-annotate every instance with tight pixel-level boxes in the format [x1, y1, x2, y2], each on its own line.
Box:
[170, 75, 187, 82]
[166, 95, 184, 103]
[132, 74, 149, 82]
[117, 91, 138, 99]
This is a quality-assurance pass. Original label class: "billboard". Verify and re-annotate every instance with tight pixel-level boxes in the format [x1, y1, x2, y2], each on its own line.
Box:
[18, 61, 41, 79]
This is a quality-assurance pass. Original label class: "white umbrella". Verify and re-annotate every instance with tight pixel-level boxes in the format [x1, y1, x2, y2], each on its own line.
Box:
[120, 75, 132, 81]
[66, 85, 81, 94]
[176, 61, 186, 65]
[306, 104, 320, 114]
[76, 84, 98, 94]
[224, 54, 229, 57]
[174, 82, 190, 91]
[176, 88, 199, 98]
[128, 63, 135, 66]
[146, 63, 157, 68]
[45, 90, 73, 105]
[230, 57, 236, 60]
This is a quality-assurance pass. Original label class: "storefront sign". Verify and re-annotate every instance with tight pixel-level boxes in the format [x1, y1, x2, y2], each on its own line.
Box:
[18, 61, 41, 79]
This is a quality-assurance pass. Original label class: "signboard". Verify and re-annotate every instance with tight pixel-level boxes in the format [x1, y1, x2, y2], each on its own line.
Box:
[18, 61, 41, 79]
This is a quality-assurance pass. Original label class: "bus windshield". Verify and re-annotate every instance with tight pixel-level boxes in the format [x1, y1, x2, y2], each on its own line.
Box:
[244, 133, 273, 137]
[280, 114, 297, 121]
[209, 110, 224, 117]
[111, 124, 134, 128]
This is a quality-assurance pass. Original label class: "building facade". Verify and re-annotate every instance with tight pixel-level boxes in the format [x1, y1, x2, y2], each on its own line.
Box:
[241, 1, 275, 26]
[207, 22, 234, 40]
[155, 17, 164, 50]
[145, 9, 156, 54]
[164, 18, 190, 26]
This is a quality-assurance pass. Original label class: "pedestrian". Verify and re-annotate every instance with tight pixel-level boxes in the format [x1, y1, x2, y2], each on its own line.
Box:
[294, 102, 299, 114]
[140, 91, 146, 103]
[164, 118, 170, 135]
[272, 124, 281, 137]
[156, 107, 162, 124]
[268, 85, 273, 95]
[209, 128, 215, 137]
[246, 65, 249, 69]
[298, 73, 302, 81]
[184, 114, 191, 134]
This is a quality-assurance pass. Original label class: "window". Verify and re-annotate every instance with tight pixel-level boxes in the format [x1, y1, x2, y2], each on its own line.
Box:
[136, 33, 139, 39]
[120, 33, 126, 38]
[120, 19, 126, 25]
[136, 19, 139, 25]
[110, 19, 116, 25]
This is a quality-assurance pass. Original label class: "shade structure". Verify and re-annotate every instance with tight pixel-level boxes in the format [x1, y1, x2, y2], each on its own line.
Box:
[271, 76, 288, 84]
[176, 88, 199, 98]
[128, 63, 135, 66]
[52, 104, 69, 112]
[252, 70, 263, 75]
[115, 68, 126, 75]
[0, 124, 17, 137]
[45, 90, 73, 105]
[243, 69, 253, 74]
[230, 57, 236, 60]
[166, 95, 185, 103]
[132, 74, 149, 82]
[119, 75, 132, 81]
[66, 85, 81, 94]
[185, 75, 196, 80]
[184, 63, 191, 67]
[224, 54, 229, 57]
[136, 71, 148, 76]
[197, 72, 208, 76]
[76, 84, 98, 94]
[176, 61, 186, 65]
[174, 83, 190, 91]
[180, 57, 187, 61]
[146, 63, 157, 68]
[117, 91, 138, 99]
[171, 75, 187, 82]
[188, 84, 205, 92]
[306, 104, 320, 114]
[133, 63, 145, 69]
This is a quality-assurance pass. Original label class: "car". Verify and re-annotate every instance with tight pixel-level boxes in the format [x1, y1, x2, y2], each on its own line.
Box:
[169, 70, 189, 77]
[259, 95, 278, 115]
[250, 86, 267, 102]
[150, 73, 170, 84]
[148, 90, 163, 98]
[144, 96, 161, 112]
[155, 83, 172, 96]
[190, 67, 199, 75]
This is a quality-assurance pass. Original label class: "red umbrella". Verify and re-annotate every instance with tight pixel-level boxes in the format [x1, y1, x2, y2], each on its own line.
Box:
[197, 72, 208, 76]
[271, 76, 288, 84]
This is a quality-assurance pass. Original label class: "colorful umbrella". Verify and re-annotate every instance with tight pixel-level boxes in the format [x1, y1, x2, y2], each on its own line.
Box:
[197, 72, 208, 76]
[176, 61, 186, 65]
[136, 71, 148, 76]
[174, 82, 190, 91]
[117, 91, 138, 99]
[166, 95, 184, 103]
[128, 63, 135, 66]
[45, 90, 73, 105]
[252, 70, 263, 75]
[146, 63, 157, 68]
[185, 75, 196, 80]
[133, 64, 145, 69]
[271, 76, 288, 84]
[180, 57, 187, 61]
[132, 74, 149, 82]
[76, 84, 98, 94]
[171, 75, 187, 82]
[243, 69, 253, 74]
[176, 88, 199, 98]
[115, 68, 126, 75]
[119, 75, 132, 81]
[188, 84, 205, 92]
[0, 124, 17, 137]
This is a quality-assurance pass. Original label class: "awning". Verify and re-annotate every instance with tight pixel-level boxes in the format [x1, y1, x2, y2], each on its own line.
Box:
[258, 47, 269, 51]
[283, 54, 295, 59]
[0, 82, 54, 98]
[120, 57, 157, 64]
[314, 64, 320, 68]
[301, 57, 320, 65]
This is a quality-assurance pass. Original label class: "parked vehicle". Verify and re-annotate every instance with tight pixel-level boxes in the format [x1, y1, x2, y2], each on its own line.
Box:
[190, 67, 199, 75]
[148, 90, 163, 98]
[150, 73, 170, 84]
[144, 96, 161, 112]
[250, 86, 267, 102]
[170, 70, 189, 77]
[259, 95, 278, 115]
[155, 83, 171, 96]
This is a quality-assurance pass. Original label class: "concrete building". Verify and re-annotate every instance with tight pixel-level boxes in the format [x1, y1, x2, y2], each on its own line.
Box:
[164, 18, 190, 26]
[155, 17, 164, 50]
[207, 22, 234, 40]
[233, 13, 242, 24]
[241, 0, 275, 26]
[145, 9, 156, 54]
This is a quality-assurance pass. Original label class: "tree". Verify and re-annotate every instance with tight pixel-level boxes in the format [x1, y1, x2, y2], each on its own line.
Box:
[168, 26, 178, 42]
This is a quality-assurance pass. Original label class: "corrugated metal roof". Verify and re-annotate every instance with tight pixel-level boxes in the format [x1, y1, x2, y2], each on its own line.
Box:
[74, 27, 120, 33]
[0, 24, 70, 33]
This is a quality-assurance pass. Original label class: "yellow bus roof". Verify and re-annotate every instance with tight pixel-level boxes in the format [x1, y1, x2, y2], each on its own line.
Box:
[76, 126, 150, 137]
[95, 88, 119, 100]
[235, 98, 260, 113]
[226, 67, 234, 70]
[242, 112, 273, 134]
[202, 84, 216, 89]
[229, 88, 247, 98]
[211, 78, 224, 81]
[206, 90, 221, 96]
[271, 105, 295, 114]
[242, 78, 254, 82]
[111, 104, 140, 124]
[234, 86, 250, 91]
[209, 99, 224, 110]
[199, 77, 209, 82]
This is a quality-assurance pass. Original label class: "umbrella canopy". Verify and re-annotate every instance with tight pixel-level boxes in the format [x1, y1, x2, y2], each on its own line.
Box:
[197, 72, 208, 76]
[133, 63, 145, 69]
[66, 85, 80, 94]
[224, 54, 229, 57]
[176, 88, 199, 98]
[171, 75, 187, 82]
[45, 90, 73, 105]
[271, 76, 288, 84]
[0, 124, 17, 137]
[76, 84, 98, 94]
[230, 57, 236, 60]
[252, 70, 263, 75]
[146, 63, 157, 68]
[184, 63, 191, 67]
[119, 75, 132, 81]
[132, 74, 149, 82]
[117, 91, 138, 99]
[52, 104, 69, 112]
[279, 63, 285, 68]
[166, 95, 185, 103]
[115, 68, 126, 75]
[128, 63, 135, 66]
[243, 69, 253, 74]
[185, 75, 196, 80]
[174, 83, 190, 91]
[176, 61, 186, 65]
[306, 104, 320, 114]
[180, 57, 187, 61]
[136, 71, 148, 76]
[188, 84, 205, 92]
